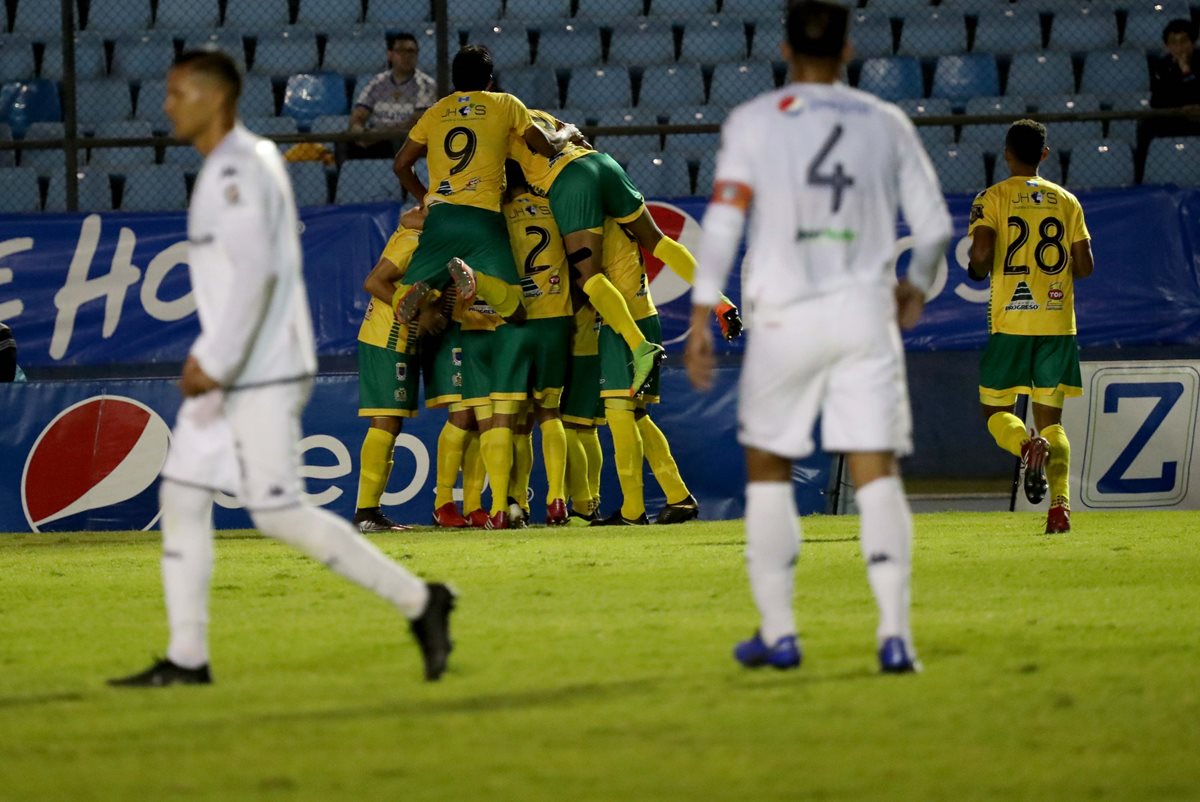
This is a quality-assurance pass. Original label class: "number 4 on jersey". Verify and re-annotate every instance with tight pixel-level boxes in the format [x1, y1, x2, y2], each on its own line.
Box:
[807, 125, 855, 213]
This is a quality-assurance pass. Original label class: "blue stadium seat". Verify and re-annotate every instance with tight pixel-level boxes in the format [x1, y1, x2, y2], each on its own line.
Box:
[927, 143, 987, 194]
[639, 64, 705, 109]
[0, 39, 36, 83]
[163, 145, 204, 173]
[708, 61, 775, 108]
[720, 0, 788, 16]
[12, 0, 61, 36]
[680, 18, 747, 64]
[41, 35, 107, 81]
[1005, 51, 1074, 97]
[662, 129, 719, 161]
[959, 95, 1027, 147]
[646, 0, 714, 16]
[0, 167, 41, 213]
[845, 22, 894, 60]
[972, 8, 1043, 54]
[931, 54, 999, 106]
[243, 115, 299, 146]
[364, 0, 429, 26]
[1067, 139, 1134, 188]
[938, 0, 1016, 12]
[1122, 0, 1190, 16]
[863, 0, 933, 14]
[1030, 94, 1104, 149]
[553, 106, 592, 126]
[240, 74, 278, 118]
[75, 80, 134, 131]
[695, 151, 715, 195]
[111, 35, 177, 81]
[897, 11, 967, 59]
[323, 33, 388, 75]
[896, 98, 955, 149]
[1100, 93, 1148, 145]
[993, 146, 1062, 185]
[855, 57, 923, 102]
[155, 0, 220, 30]
[134, 79, 169, 131]
[0, 124, 13, 167]
[335, 159, 404, 204]
[90, 120, 155, 168]
[85, 0, 151, 32]
[282, 73, 348, 130]
[537, 23, 603, 69]
[1048, 7, 1119, 52]
[288, 161, 329, 207]
[1122, 12, 1176, 51]
[18, 121, 64, 175]
[121, 165, 188, 211]
[468, 25, 531, 70]
[565, 66, 631, 109]
[593, 107, 660, 162]
[0, 79, 60, 137]
[505, 0, 570, 21]
[1143, 137, 1200, 185]
[308, 113, 347, 153]
[625, 152, 692, 196]
[447, 0, 499, 21]
[607, 20, 676, 66]
[252, 31, 320, 77]
[45, 169, 114, 212]
[669, 103, 725, 125]
[575, 0, 646, 23]
[224, 0, 291, 30]
[184, 33, 248, 72]
[1081, 49, 1149, 95]
[496, 67, 561, 108]
[296, 0, 362, 30]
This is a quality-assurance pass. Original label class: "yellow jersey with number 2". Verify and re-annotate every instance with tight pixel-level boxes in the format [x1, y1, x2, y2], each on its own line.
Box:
[968, 175, 1090, 336]
[503, 190, 572, 319]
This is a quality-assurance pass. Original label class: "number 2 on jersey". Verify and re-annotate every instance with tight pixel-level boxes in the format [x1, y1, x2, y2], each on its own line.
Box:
[444, 127, 477, 175]
[1003, 216, 1067, 275]
[523, 226, 550, 274]
[807, 125, 855, 213]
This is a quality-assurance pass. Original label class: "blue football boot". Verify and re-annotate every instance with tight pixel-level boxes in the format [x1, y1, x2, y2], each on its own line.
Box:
[733, 631, 802, 670]
[878, 636, 921, 674]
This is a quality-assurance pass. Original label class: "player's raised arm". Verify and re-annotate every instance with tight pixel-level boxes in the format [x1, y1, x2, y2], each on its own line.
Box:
[393, 136, 429, 204]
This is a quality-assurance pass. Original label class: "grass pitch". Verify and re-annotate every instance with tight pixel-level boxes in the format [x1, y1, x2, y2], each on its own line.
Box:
[1, 511, 1198, 802]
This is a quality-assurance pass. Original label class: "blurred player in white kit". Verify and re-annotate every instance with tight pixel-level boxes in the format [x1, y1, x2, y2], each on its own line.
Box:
[109, 51, 455, 687]
[686, 1, 952, 673]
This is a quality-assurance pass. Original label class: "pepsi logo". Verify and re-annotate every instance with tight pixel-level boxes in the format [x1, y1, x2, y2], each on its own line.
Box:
[642, 201, 702, 307]
[21, 395, 171, 533]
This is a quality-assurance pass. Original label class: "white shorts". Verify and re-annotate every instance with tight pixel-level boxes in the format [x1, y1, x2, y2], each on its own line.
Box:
[738, 285, 912, 460]
[161, 380, 312, 511]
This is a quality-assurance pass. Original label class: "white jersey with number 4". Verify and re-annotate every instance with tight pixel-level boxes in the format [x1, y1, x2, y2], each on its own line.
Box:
[702, 82, 951, 313]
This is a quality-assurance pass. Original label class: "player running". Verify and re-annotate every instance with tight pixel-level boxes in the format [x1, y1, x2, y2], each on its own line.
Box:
[967, 119, 1094, 534]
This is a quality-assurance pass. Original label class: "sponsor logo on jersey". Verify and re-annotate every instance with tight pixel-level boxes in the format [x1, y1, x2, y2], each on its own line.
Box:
[396, 388, 408, 402]
[21, 396, 170, 533]
[520, 276, 543, 298]
[970, 203, 984, 223]
[444, 103, 487, 119]
[1047, 282, 1065, 311]
[548, 274, 562, 294]
[1005, 280, 1040, 311]
[436, 179, 453, 195]
[777, 95, 805, 116]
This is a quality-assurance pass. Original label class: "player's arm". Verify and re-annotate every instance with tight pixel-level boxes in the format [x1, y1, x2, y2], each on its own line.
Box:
[522, 122, 578, 158]
[967, 226, 996, 281]
[364, 256, 403, 304]
[393, 136, 428, 202]
[894, 111, 953, 329]
[1070, 238, 1094, 279]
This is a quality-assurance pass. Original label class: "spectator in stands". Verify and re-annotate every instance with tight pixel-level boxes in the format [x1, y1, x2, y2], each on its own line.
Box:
[1148, 18, 1200, 139]
[347, 32, 438, 159]
[0, 322, 23, 382]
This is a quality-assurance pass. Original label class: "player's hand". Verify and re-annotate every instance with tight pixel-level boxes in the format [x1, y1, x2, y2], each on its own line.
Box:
[685, 306, 716, 391]
[894, 280, 925, 331]
[417, 305, 448, 336]
[713, 296, 743, 341]
[180, 355, 220, 397]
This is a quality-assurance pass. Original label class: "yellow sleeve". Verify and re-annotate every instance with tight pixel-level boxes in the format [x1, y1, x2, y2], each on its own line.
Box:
[1068, 194, 1090, 244]
[506, 92, 534, 137]
[408, 106, 432, 145]
[380, 229, 419, 277]
[968, 186, 999, 236]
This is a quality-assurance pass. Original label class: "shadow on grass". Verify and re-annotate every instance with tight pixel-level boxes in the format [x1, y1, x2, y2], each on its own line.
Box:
[0, 691, 85, 709]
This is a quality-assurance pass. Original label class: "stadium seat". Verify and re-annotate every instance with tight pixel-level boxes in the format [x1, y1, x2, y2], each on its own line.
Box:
[309, 113, 349, 149]
[863, 0, 932, 14]
[1048, 7, 1119, 52]
[897, 11, 968, 59]
[1122, 0, 1190, 17]
[638, 64, 705, 109]
[553, 106, 592, 126]
[897, 98, 955, 149]
[680, 18, 748, 64]
[240, 74, 278, 117]
[931, 54, 999, 106]
[40, 35, 107, 81]
[446, 0, 499, 21]
[1005, 51, 1074, 97]
[282, 73, 348, 130]
[45, 169, 114, 212]
[625, 152, 692, 197]
[84, 0, 151, 32]
[364, 0, 428, 26]
[1030, 95, 1104, 150]
[855, 57, 923, 102]
[695, 151, 715, 195]
[669, 103, 725, 125]
[927, 143, 987, 194]
[0, 79, 60, 137]
[646, 0, 714, 16]
[496, 66, 561, 108]
[0, 166, 41, 213]
[662, 129, 719, 161]
[184, 32, 248, 73]
[1100, 93, 1148, 145]
[12, 0, 61, 36]
[1080, 50, 1150, 95]
[1067, 139, 1134, 188]
[959, 96, 1028, 147]
[593, 107, 660, 163]
[120, 164, 188, 211]
[18, 121, 64, 176]
[972, 8, 1043, 54]
[607, 20, 676, 66]
[75, 80, 134, 131]
[708, 61, 775, 108]
[536, 23, 603, 69]
[252, 31, 320, 77]
[844, 22, 894, 60]
[288, 160, 330, 206]
[468, 25, 531, 70]
[323, 33, 388, 75]
[162, 145, 204, 173]
[721, 0, 790, 16]
[89, 120, 155, 168]
[296, 0, 362, 30]
[993, 147, 1063, 185]
[565, 66, 631, 109]
[938, 0, 1018, 12]
[110, 35, 178, 81]
[155, 0, 220, 30]
[1143, 137, 1200, 185]
[244, 115, 299, 144]
[0, 39, 36, 84]
[0, 124, 13, 167]
[575, 0, 646, 23]
[335, 159, 404, 204]
[134, 79, 169, 131]
[224, 0, 291, 29]
[505, 0, 570, 21]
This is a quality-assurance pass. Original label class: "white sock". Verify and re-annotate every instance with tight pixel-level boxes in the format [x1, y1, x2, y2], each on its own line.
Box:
[744, 481, 801, 645]
[856, 476, 913, 648]
[160, 480, 215, 670]
[251, 504, 430, 619]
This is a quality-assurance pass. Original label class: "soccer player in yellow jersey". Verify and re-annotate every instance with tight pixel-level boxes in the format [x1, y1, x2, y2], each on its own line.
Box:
[562, 303, 606, 524]
[967, 120, 1094, 534]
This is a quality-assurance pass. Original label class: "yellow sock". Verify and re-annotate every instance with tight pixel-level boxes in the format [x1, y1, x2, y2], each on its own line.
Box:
[356, 427, 396, 509]
[480, 427, 514, 515]
[637, 415, 690, 504]
[1041, 423, 1071, 507]
[583, 273, 645, 352]
[652, 236, 697, 284]
[540, 418, 567, 502]
[435, 422, 469, 508]
[475, 273, 521, 318]
[564, 428, 593, 510]
[986, 411, 1028, 458]
[579, 426, 603, 512]
[511, 431, 534, 511]
[462, 431, 485, 513]
[606, 401, 645, 519]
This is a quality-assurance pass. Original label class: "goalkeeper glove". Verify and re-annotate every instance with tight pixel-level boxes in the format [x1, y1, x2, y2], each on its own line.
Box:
[714, 296, 743, 341]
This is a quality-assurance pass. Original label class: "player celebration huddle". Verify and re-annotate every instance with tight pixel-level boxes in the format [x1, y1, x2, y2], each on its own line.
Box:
[110, 0, 1093, 687]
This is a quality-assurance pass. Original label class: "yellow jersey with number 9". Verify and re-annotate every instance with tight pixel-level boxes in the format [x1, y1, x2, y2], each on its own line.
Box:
[358, 226, 418, 353]
[968, 175, 1089, 336]
[407, 90, 534, 212]
[504, 190, 572, 319]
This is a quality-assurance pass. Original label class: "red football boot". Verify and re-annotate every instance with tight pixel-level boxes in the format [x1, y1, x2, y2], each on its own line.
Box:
[485, 510, 510, 530]
[546, 498, 568, 526]
[432, 502, 468, 528]
[1045, 504, 1071, 534]
[1021, 434, 1051, 505]
[465, 508, 490, 529]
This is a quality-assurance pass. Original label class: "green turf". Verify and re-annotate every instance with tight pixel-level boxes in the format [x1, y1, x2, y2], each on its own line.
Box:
[1, 512, 1198, 801]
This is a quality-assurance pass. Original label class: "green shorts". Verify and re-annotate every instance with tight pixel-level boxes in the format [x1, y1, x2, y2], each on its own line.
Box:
[461, 328, 495, 406]
[979, 332, 1083, 408]
[489, 316, 572, 406]
[420, 322, 463, 408]
[562, 353, 605, 425]
[357, 341, 419, 417]
[402, 203, 521, 289]
[549, 152, 645, 235]
[599, 314, 662, 403]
